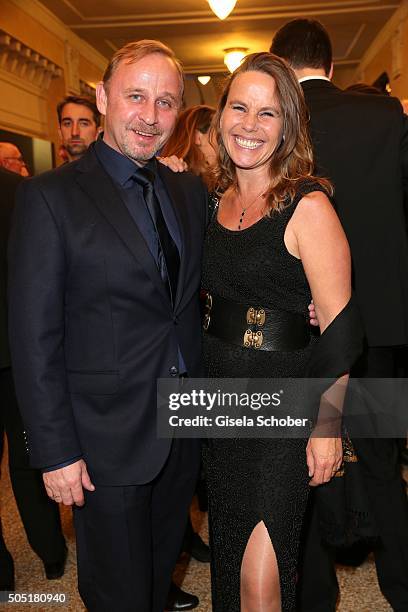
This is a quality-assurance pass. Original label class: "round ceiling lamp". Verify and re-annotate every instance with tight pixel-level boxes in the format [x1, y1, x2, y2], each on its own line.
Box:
[224, 48, 248, 73]
[198, 76, 211, 85]
[208, 0, 237, 20]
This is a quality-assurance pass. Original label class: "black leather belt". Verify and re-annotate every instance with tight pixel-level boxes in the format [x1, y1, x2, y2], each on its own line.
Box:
[202, 292, 310, 351]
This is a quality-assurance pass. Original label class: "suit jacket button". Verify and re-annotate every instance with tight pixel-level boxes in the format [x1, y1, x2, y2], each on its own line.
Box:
[169, 366, 178, 377]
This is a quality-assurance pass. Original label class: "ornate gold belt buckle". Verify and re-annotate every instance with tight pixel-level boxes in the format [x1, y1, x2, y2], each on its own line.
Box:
[243, 329, 263, 349]
[246, 307, 266, 327]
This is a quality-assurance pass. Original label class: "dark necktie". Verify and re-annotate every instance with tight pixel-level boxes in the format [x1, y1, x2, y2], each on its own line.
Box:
[133, 168, 180, 303]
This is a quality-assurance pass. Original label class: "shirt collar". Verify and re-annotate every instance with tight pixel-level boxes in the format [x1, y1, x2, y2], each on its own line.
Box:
[94, 137, 157, 187]
[298, 75, 331, 84]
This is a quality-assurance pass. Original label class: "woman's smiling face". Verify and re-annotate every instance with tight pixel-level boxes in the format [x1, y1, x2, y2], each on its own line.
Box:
[220, 70, 284, 171]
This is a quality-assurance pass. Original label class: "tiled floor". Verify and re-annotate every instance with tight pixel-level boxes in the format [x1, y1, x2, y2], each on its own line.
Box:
[176, 499, 394, 612]
[1, 449, 406, 611]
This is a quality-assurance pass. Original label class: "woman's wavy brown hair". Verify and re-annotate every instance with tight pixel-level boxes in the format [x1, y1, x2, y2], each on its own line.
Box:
[213, 52, 332, 213]
[161, 105, 216, 185]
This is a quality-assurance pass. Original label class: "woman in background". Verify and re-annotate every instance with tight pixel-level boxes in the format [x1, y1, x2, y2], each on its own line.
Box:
[161, 104, 216, 188]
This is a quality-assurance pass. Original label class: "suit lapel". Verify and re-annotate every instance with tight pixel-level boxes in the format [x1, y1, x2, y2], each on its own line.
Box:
[75, 147, 170, 307]
[157, 164, 191, 312]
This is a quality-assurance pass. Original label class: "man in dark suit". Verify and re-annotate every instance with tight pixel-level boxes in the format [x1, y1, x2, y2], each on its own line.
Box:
[271, 19, 408, 612]
[0, 166, 67, 590]
[55, 91, 202, 612]
[8, 40, 207, 612]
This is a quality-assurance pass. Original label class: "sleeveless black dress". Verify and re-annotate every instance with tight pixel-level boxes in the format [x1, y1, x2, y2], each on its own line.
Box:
[202, 181, 325, 612]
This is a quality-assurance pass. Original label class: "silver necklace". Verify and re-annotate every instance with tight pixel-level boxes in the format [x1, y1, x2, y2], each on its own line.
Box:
[237, 187, 266, 230]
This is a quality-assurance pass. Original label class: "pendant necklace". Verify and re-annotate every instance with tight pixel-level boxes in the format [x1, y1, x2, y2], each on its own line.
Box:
[237, 186, 267, 230]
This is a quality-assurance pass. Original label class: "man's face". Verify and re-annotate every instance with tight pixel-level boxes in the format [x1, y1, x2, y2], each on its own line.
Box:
[59, 103, 99, 161]
[0, 143, 28, 176]
[96, 53, 182, 163]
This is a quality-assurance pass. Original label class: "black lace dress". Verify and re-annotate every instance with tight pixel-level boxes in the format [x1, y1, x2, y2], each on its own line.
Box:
[202, 181, 324, 611]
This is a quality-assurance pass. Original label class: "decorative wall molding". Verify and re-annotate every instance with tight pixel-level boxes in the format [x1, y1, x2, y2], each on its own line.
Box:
[344, 23, 366, 57]
[69, 3, 399, 29]
[183, 57, 360, 74]
[60, 0, 398, 27]
[10, 0, 108, 71]
[183, 63, 228, 74]
[335, 58, 361, 66]
[0, 66, 48, 137]
[64, 41, 80, 93]
[391, 21, 404, 79]
[9, 0, 397, 80]
[356, 0, 408, 74]
[0, 30, 62, 90]
[80, 79, 96, 98]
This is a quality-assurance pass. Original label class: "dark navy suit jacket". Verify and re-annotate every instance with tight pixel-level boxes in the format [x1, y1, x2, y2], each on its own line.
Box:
[8, 144, 207, 485]
[302, 79, 408, 347]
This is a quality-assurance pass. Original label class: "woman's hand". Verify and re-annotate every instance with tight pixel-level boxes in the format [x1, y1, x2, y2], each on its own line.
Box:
[306, 436, 343, 486]
[157, 155, 188, 173]
[308, 300, 319, 327]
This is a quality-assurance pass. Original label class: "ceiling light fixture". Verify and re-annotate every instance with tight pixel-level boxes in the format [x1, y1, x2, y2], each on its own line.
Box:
[223, 48, 247, 73]
[198, 76, 211, 85]
[208, 0, 237, 20]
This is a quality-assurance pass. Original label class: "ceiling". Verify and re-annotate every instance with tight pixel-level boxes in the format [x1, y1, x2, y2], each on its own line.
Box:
[40, 0, 399, 75]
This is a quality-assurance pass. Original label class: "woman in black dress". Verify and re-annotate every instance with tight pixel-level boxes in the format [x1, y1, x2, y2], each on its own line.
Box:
[202, 53, 355, 611]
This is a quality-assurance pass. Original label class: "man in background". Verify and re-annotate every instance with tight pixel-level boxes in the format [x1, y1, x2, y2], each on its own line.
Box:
[271, 19, 408, 612]
[57, 95, 101, 163]
[0, 143, 29, 177]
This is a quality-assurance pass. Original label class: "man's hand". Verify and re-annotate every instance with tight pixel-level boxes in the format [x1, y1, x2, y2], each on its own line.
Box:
[306, 436, 342, 486]
[157, 155, 188, 173]
[308, 299, 319, 326]
[43, 459, 95, 506]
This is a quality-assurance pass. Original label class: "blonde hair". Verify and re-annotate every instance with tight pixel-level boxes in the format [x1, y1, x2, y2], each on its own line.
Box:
[213, 52, 332, 212]
[103, 39, 184, 99]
